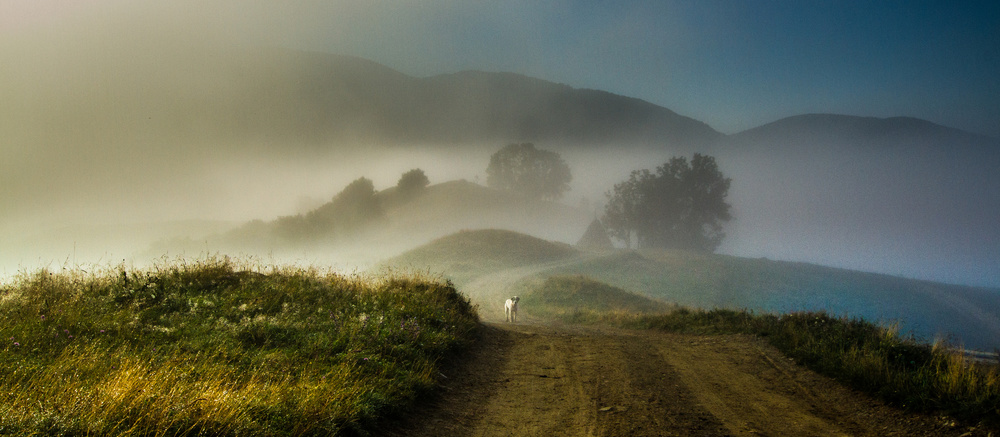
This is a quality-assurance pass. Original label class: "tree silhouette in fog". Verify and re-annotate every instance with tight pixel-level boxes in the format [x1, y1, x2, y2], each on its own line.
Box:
[603, 154, 731, 252]
[486, 143, 572, 201]
[265, 177, 384, 242]
[396, 168, 430, 196]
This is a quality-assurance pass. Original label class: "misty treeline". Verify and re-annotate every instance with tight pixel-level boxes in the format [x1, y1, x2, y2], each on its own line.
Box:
[486, 143, 572, 201]
[232, 169, 431, 245]
[217, 145, 732, 255]
[603, 153, 732, 252]
[220, 143, 577, 249]
[480, 145, 733, 254]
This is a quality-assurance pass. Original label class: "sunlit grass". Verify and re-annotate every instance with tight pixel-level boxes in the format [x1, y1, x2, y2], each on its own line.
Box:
[381, 229, 578, 286]
[520, 275, 675, 322]
[0, 257, 479, 436]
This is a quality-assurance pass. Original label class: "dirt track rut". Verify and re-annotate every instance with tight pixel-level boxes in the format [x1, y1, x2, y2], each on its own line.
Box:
[384, 321, 978, 436]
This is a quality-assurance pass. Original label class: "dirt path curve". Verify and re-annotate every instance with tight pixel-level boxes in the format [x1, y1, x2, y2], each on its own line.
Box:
[383, 321, 973, 437]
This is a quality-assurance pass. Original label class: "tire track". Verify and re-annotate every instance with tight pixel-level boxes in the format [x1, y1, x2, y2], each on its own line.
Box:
[387, 323, 974, 437]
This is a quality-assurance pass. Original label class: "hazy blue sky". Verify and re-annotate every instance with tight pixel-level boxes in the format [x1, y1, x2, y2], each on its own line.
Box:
[3, 0, 997, 137]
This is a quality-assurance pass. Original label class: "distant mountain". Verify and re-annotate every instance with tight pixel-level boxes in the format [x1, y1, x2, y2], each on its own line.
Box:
[411, 70, 722, 145]
[244, 50, 723, 146]
[238, 49, 721, 146]
[730, 113, 996, 149]
[1, 45, 721, 150]
[715, 113, 1000, 287]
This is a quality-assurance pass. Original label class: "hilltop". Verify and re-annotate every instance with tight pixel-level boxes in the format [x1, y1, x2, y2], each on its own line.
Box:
[384, 229, 579, 286]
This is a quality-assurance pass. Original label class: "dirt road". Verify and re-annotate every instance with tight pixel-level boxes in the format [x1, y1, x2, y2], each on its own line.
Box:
[384, 320, 985, 437]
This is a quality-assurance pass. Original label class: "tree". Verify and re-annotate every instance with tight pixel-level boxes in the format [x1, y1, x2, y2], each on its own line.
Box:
[602, 169, 652, 249]
[486, 143, 572, 201]
[303, 177, 384, 234]
[396, 168, 430, 195]
[603, 153, 732, 252]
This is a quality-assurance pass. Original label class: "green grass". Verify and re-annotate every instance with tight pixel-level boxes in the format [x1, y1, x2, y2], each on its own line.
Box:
[0, 257, 479, 436]
[384, 230, 1000, 351]
[520, 275, 675, 322]
[381, 229, 578, 286]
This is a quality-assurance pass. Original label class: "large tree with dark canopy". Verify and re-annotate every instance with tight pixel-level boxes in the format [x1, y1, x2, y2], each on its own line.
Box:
[396, 168, 430, 196]
[486, 143, 572, 201]
[603, 153, 732, 252]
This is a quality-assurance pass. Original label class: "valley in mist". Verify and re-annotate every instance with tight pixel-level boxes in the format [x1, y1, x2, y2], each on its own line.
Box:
[3, 39, 998, 292]
[2, 3, 999, 295]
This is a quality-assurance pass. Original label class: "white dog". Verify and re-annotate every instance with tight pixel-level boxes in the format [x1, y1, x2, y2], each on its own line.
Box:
[504, 296, 520, 323]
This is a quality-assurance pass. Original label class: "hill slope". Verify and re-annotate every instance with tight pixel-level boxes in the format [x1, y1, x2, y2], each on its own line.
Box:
[380, 229, 1000, 351]
[164, 181, 590, 268]
[715, 113, 1000, 287]
[381, 229, 579, 286]
[1, 45, 721, 150]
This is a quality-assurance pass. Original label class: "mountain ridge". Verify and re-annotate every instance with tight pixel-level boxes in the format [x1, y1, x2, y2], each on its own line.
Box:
[731, 113, 997, 146]
[5, 45, 994, 149]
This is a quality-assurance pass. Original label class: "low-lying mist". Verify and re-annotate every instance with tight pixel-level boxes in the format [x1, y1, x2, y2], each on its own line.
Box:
[4, 136, 998, 291]
[2, 11, 998, 290]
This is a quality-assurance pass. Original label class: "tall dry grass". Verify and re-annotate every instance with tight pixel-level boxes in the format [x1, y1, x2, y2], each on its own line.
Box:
[0, 257, 479, 436]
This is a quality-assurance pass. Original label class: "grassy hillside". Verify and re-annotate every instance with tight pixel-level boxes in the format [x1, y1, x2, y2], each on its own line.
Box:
[382, 229, 578, 286]
[380, 229, 1000, 351]
[154, 179, 590, 269]
[551, 250, 1000, 350]
[520, 275, 675, 321]
[377, 180, 591, 246]
[0, 257, 478, 436]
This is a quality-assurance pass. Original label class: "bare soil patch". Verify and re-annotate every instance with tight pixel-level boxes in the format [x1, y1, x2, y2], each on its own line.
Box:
[383, 321, 990, 436]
